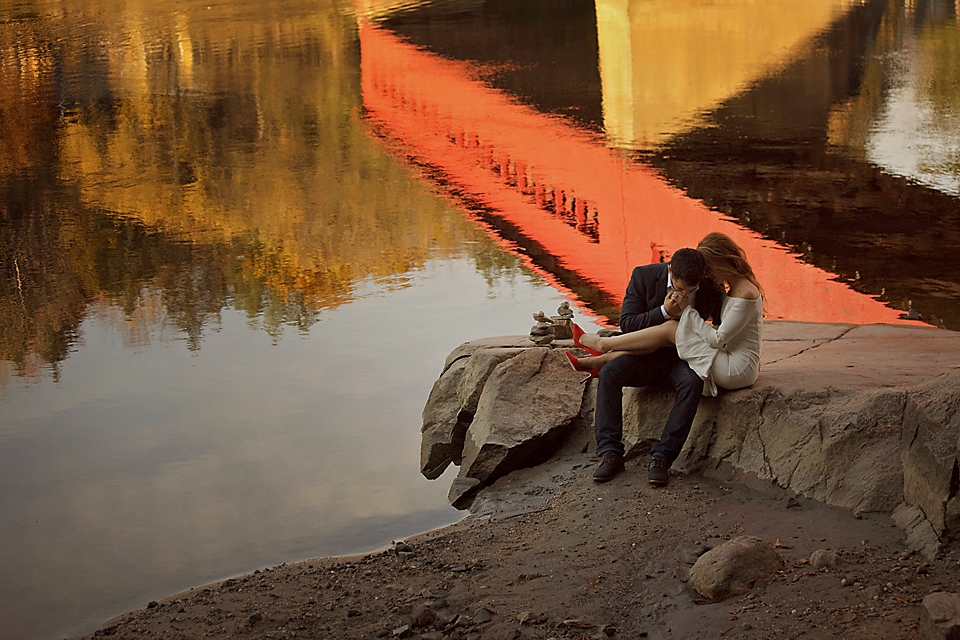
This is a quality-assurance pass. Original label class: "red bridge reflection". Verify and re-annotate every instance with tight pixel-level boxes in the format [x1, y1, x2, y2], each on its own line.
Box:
[360, 23, 911, 326]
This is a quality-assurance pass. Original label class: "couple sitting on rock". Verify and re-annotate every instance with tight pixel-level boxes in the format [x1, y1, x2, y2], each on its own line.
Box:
[567, 232, 764, 487]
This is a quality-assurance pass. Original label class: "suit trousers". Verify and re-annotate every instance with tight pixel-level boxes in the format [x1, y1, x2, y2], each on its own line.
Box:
[593, 348, 704, 464]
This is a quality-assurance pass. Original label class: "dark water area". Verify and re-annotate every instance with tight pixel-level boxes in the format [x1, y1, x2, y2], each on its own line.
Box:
[1, 0, 959, 637]
[653, 0, 960, 329]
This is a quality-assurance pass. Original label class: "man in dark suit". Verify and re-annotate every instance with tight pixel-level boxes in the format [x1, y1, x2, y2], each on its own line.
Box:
[593, 248, 722, 486]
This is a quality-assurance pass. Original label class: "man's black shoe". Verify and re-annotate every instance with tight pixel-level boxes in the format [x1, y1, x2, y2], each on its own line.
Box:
[593, 452, 625, 482]
[647, 455, 670, 487]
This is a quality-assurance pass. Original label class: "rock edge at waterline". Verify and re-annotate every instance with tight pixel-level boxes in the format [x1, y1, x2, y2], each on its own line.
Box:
[421, 321, 960, 558]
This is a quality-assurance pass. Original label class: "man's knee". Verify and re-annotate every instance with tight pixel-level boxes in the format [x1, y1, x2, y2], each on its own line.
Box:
[674, 366, 704, 396]
[597, 361, 623, 388]
[599, 354, 649, 388]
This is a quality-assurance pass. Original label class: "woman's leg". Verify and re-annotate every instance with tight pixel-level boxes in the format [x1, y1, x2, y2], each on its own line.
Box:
[579, 321, 679, 355]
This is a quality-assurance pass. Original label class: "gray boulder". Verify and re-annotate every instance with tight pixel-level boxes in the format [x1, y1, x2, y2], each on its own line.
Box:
[901, 373, 960, 538]
[809, 549, 839, 569]
[449, 347, 587, 507]
[920, 592, 960, 640]
[441, 335, 534, 371]
[682, 386, 908, 513]
[689, 535, 783, 602]
[420, 338, 531, 479]
[674, 323, 960, 538]
[892, 503, 942, 560]
[420, 356, 470, 480]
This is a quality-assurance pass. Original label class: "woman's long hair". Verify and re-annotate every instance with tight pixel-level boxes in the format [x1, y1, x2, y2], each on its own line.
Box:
[697, 232, 765, 301]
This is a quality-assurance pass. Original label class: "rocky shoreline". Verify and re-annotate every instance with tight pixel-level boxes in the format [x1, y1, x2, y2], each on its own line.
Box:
[75, 452, 960, 640]
[77, 321, 960, 640]
[421, 321, 960, 560]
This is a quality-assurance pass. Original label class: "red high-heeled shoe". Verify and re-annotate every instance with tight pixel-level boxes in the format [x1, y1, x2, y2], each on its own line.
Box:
[565, 350, 600, 379]
[572, 323, 603, 357]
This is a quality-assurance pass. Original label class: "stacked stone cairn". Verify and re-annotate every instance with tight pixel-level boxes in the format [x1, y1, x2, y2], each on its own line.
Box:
[529, 301, 575, 345]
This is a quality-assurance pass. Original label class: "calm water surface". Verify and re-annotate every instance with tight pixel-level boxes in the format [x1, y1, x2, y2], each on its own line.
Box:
[2, 0, 959, 638]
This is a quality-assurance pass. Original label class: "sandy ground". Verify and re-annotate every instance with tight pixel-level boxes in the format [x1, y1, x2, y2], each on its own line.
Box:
[77, 453, 960, 640]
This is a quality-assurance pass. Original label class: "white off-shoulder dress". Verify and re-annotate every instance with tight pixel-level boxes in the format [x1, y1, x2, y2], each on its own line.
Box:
[675, 295, 763, 397]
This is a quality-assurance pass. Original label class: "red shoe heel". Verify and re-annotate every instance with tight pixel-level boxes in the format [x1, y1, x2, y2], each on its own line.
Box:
[565, 350, 600, 379]
[572, 323, 603, 357]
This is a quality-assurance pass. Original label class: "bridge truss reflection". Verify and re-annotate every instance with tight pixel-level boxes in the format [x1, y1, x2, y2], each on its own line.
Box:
[360, 23, 913, 326]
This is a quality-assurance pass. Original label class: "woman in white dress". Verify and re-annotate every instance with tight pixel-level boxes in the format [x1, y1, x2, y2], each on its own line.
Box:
[570, 232, 763, 396]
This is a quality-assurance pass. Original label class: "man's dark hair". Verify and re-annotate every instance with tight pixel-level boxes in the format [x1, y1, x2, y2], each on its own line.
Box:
[670, 248, 705, 285]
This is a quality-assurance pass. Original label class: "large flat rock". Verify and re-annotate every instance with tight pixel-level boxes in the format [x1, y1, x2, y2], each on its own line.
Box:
[758, 322, 960, 391]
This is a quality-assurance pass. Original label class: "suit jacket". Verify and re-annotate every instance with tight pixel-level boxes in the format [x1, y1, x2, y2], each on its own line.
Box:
[619, 262, 722, 334]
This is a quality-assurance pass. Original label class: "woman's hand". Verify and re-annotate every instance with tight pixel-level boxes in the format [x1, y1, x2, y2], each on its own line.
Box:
[669, 290, 690, 313]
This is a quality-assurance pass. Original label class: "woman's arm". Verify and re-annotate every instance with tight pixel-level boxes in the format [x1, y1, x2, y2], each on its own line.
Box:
[680, 299, 753, 350]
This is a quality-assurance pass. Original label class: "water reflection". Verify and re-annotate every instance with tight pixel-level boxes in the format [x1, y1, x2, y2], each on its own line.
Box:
[381, 0, 960, 328]
[2, 263, 571, 639]
[830, 1, 960, 196]
[0, 1, 589, 638]
[595, 0, 860, 148]
[361, 20, 912, 325]
[0, 0, 545, 375]
[654, 0, 960, 328]
[3, 0, 960, 637]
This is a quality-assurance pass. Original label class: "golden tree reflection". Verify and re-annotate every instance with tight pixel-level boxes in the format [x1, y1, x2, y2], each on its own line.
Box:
[0, 0, 530, 376]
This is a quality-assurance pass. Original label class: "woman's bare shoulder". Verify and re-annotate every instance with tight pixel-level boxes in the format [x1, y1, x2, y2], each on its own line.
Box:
[729, 280, 760, 300]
